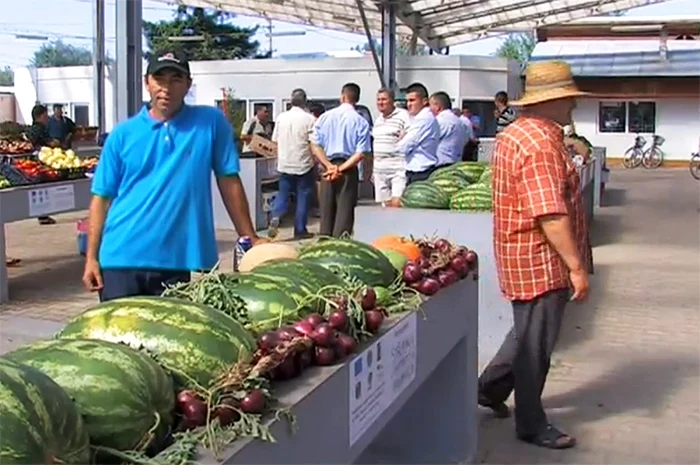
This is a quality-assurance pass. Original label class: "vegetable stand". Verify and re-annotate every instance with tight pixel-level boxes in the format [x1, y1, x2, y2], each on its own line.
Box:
[197, 277, 479, 464]
[0, 178, 93, 303]
[354, 159, 598, 369]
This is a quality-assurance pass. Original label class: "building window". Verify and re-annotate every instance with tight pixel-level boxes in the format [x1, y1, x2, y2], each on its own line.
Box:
[628, 101, 656, 134]
[598, 101, 627, 133]
[72, 104, 90, 127]
[461, 100, 497, 138]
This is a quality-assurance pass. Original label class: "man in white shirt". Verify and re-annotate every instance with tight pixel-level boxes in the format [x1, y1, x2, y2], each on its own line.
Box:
[372, 88, 411, 207]
[430, 92, 467, 168]
[397, 82, 440, 185]
[268, 89, 316, 239]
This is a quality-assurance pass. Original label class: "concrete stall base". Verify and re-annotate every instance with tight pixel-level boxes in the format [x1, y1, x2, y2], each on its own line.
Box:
[355, 208, 505, 369]
[198, 277, 479, 464]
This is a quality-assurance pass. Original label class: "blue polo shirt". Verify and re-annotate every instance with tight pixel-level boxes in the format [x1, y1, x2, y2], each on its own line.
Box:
[91, 105, 240, 271]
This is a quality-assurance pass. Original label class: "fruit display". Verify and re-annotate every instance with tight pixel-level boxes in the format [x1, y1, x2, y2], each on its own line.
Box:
[400, 161, 493, 212]
[38, 146, 83, 169]
[0, 175, 11, 189]
[1, 237, 479, 463]
[0, 358, 91, 464]
[0, 137, 34, 155]
[13, 158, 61, 181]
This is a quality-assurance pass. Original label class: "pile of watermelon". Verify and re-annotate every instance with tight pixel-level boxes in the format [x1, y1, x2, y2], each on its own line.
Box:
[400, 161, 493, 212]
[0, 237, 478, 463]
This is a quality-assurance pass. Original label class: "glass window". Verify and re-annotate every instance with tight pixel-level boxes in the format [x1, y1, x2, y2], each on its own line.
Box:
[598, 101, 626, 133]
[628, 101, 656, 134]
[461, 100, 497, 138]
[73, 104, 90, 127]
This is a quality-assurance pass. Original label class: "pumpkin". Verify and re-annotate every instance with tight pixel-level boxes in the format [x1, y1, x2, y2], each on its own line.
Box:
[240, 243, 300, 272]
[371, 235, 421, 261]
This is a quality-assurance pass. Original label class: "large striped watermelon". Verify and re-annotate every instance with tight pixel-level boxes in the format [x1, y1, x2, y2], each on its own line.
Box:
[400, 181, 450, 209]
[0, 358, 90, 464]
[450, 184, 493, 211]
[429, 174, 472, 196]
[252, 259, 347, 289]
[452, 161, 488, 183]
[56, 297, 256, 388]
[298, 238, 397, 287]
[6, 339, 175, 454]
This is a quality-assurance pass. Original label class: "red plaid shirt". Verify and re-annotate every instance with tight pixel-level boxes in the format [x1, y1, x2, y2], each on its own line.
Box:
[491, 115, 590, 301]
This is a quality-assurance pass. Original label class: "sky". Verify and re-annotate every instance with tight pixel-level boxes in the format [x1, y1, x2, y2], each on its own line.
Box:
[0, 0, 698, 69]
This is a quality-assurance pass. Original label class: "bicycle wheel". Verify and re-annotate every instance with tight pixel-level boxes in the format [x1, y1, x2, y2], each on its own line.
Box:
[642, 147, 664, 169]
[690, 154, 700, 180]
[623, 147, 642, 169]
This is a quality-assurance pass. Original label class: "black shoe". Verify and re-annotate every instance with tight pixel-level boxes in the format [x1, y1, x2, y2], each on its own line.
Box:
[293, 232, 315, 240]
[38, 216, 56, 225]
[478, 394, 511, 418]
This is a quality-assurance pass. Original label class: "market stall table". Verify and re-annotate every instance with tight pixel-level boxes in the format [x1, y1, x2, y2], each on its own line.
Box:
[354, 159, 598, 368]
[0, 178, 92, 303]
[198, 277, 479, 464]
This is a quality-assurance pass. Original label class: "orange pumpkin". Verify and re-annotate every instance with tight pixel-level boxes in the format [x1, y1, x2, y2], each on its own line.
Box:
[371, 235, 421, 261]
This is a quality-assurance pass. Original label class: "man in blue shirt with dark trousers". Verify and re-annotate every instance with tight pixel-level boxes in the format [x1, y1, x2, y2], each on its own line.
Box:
[311, 83, 371, 237]
[83, 51, 263, 301]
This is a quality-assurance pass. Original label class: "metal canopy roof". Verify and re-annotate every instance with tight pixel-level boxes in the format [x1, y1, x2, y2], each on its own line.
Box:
[168, 0, 669, 49]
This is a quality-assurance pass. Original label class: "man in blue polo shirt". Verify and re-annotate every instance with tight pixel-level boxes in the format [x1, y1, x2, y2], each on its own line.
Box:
[83, 51, 263, 301]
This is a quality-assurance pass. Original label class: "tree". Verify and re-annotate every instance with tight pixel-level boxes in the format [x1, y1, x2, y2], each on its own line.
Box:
[0, 66, 12, 86]
[353, 38, 430, 56]
[143, 6, 264, 61]
[31, 40, 93, 68]
[495, 32, 536, 65]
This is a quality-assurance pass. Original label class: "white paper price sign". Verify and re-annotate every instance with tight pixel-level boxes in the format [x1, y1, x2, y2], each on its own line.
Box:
[348, 312, 417, 446]
[28, 184, 76, 217]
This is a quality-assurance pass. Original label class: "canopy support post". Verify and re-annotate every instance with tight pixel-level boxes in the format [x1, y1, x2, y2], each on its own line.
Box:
[355, 0, 385, 89]
[115, 0, 143, 123]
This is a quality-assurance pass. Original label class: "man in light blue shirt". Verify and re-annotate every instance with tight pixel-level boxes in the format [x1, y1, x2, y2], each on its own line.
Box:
[430, 92, 467, 168]
[311, 83, 371, 237]
[83, 51, 263, 301]
[396, 82, 440, 185]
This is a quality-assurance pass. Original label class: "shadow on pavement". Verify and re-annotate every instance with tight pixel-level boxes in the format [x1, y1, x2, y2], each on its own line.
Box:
[600, 188, 626, 208]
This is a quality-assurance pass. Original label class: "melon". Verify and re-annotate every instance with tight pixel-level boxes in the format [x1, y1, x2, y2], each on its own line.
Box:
[380, 249, 409, 272]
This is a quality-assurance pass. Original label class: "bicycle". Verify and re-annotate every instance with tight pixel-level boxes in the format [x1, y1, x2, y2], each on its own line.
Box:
[641, 134, 665, 169]
[690, 151, 700, 181]
[623, 134, 646, 169]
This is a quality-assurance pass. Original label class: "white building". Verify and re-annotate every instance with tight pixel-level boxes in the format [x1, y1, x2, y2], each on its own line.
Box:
[12, 55, 521, 137]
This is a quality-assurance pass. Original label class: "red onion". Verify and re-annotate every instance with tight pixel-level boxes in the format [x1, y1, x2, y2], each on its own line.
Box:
[240, 389, 266, 414]
[276, 326, 299, 341]
[296, 348, 314, 369]
[214, 399, 240, 426]
[416, 257, 431, 270]
[314, 346, 336, 366]
[329, 295, 348, 313]
[257, 331, 279, 353]
[304, 313, 325, 328]
[438, 269, 458, 287]
[310, 323, 336, 347]
[402, 262, 423, 284]
[465, 250, 478, 266]
[334, 333, 358, 358]
[293, 320, 315, 337]
[364, 310, 384, 333]
[434, 238, 452, 254]
[416, 277, 441, 296]
[328, 311, 350, 332]
[177, 391, 207, 429]
[450, 256, 469, 277]
[360, 287, 377, 310]
[271, 356, 299, 380]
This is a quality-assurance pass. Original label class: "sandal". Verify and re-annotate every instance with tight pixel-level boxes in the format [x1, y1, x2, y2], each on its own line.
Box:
[6, 257, 21, 267]
[518, 425, 576, 449]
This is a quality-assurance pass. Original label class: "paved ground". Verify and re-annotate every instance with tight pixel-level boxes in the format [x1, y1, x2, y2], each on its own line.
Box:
[1, 168, 699, 464]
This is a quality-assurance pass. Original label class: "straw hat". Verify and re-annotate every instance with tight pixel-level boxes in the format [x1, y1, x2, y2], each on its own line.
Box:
[510, 60, 589, 107]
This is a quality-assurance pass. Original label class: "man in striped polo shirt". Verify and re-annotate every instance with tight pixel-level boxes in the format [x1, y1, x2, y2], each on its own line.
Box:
[495, 91, 517, 134]
[371, 88, 411, 207]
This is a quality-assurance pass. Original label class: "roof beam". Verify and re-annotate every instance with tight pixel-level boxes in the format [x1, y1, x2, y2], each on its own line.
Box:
[434, 0, 667, 47]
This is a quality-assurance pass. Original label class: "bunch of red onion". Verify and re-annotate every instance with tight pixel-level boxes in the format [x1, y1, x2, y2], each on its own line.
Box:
[402, 239, 478, 295]
[176, 387, 267, 430]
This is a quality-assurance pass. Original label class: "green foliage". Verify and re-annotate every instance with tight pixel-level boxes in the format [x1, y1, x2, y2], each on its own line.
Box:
[221, 88, 247, 151]
[0, 66, 13, 86]
[31, 40, 93, 68]
[353, 38, 429, 56]
[495, 32, 536, 65]
[143, 6, 262, 61]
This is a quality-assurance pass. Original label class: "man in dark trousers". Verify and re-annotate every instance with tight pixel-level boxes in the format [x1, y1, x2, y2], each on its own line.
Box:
[26, 104, 60, 225]
[310, 83, 371, 237]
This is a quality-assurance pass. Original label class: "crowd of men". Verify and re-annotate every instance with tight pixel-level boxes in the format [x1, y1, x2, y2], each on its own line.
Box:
[261, 82, 516, 238]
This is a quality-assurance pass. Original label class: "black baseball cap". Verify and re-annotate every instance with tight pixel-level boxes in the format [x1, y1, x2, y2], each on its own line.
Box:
[146, 51, 190, 76]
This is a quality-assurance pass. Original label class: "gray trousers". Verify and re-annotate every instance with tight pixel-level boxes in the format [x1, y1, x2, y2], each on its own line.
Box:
[478, 288, 569, 436]
[319, 159, 358, 237]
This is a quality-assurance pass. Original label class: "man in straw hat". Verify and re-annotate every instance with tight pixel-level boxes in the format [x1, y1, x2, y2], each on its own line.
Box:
[477, 60, 590, 449]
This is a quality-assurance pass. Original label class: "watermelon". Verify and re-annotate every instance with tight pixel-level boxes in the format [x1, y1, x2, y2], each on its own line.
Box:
[298, 238, 397, 287]
[380, 249, 408, 272]
[0, 358, 90, 464]
[6, 339, 175, 454]
[56, 297, 256, 388]
[400, 181, 450, 209]
[429, 175, 472, 196]
[252, 259, 347, 290]
[478, 166, 492, 185]
[452, 161, 488, 183]
[450, 184, 493, 211]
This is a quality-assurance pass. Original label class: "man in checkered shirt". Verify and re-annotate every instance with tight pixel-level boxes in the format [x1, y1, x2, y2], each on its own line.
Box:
[478, 61, 591, 450]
